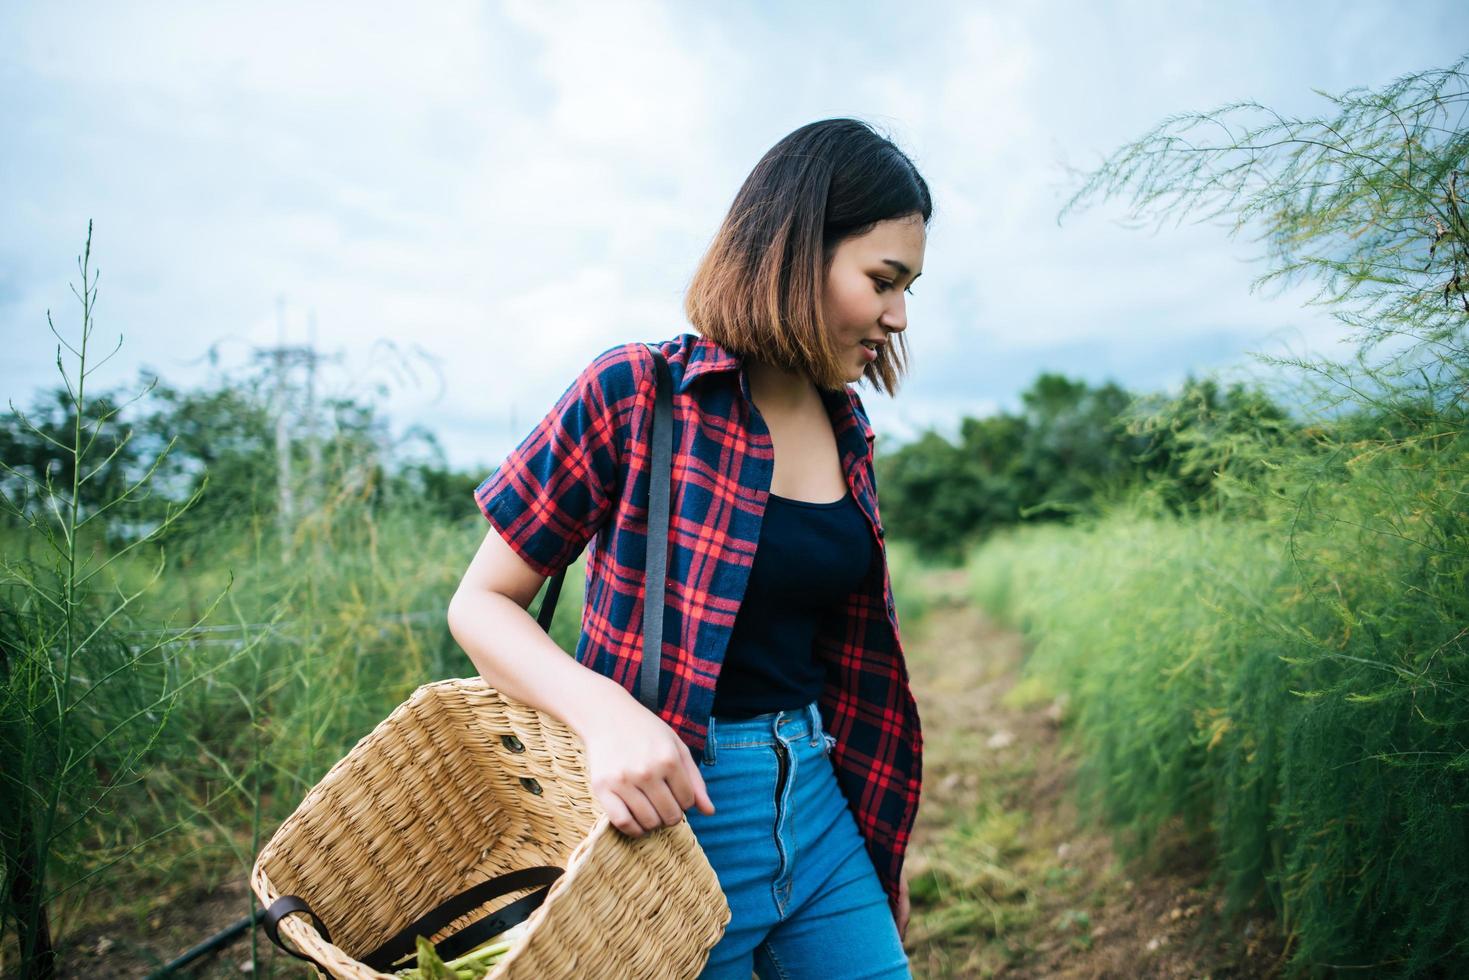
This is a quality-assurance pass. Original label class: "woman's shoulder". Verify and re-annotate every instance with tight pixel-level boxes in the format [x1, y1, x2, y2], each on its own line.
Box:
[567, 333, 694, 414]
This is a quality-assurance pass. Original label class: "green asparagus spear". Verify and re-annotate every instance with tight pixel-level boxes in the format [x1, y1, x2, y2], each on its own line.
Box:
[394, 930, 520, 979]
[406, 935, 459, 980]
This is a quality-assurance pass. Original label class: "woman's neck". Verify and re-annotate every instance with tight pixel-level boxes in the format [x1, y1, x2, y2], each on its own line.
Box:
[744, 357, 817, 416]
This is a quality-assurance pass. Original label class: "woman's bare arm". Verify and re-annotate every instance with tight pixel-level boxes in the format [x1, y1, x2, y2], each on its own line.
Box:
[446, 526, 627, 739]
[446, 526, 715, 834]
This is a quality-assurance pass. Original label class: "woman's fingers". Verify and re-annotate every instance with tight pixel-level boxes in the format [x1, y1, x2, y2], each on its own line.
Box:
[619, 785, 663, 834]
[584, 706, 716, 836]
[618, 777, 698, 836]
[600, 793, 640, 837]
[638, 781, 686, 829]
[681, 750, 715, 815]
[606, 774, 708, 836]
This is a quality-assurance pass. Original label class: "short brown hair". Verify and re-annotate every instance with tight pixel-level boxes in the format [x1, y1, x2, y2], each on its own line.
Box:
[683, 118, 933, 395]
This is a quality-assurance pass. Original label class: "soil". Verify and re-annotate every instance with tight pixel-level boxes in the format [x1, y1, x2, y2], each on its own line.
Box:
[9, 566, 1289, 978]
[3, 874, 300, 979]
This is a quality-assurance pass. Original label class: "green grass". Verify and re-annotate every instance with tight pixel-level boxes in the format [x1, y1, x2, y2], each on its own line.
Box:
[2, 499, 589, 965]
[965, 418, 1469, 976]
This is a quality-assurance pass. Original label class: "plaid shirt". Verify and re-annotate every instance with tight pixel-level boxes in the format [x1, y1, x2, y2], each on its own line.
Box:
[474, 331, 923, 917]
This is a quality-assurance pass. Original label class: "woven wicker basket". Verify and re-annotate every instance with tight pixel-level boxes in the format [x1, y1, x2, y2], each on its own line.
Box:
[250, 676, 731, 978]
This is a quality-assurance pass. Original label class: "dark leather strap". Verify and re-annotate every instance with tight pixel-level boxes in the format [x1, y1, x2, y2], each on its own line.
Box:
[421, 886, 549, 964]
[538, 342, 673, 713]
[534, 561, 565, 633]
[263, 895, 333, 970]
[357, 865, 564, 971]
[262, 866, 563, 972]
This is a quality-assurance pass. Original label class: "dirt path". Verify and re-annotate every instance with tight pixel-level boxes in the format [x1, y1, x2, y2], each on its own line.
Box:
[901, 569, 1284, 978]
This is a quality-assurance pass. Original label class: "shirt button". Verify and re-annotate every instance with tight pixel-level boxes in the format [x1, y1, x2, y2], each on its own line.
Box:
[876, 525, 885, 539]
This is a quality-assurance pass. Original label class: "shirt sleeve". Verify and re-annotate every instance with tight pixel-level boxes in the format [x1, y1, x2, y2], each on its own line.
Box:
[473, 344, 644, 578]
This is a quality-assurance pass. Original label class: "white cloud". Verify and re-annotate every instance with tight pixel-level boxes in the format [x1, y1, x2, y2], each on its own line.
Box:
[2, 0, 1462, 471]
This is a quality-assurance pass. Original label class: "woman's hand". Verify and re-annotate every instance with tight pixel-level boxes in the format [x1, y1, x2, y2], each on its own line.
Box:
[896, 872, 910, 940]
[575, 688, 715, 837]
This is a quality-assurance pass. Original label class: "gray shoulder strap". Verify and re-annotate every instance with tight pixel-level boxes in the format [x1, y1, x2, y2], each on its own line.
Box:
[640, 343, 673, 711]
[533, 343, 672, 716]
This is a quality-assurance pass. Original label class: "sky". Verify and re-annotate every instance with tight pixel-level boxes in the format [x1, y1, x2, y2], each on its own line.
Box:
[3, 1, 1464, 473]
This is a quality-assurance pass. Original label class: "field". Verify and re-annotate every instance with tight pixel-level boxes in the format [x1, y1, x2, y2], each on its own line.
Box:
[4, 548, 1292, 980]
[6, 53, 1469, 980]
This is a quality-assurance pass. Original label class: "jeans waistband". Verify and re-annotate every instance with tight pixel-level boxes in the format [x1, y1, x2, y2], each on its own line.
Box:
[703, 700, 825, 764]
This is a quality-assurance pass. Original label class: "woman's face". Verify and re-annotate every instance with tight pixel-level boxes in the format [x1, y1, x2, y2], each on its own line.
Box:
[822, 213, 926, 384]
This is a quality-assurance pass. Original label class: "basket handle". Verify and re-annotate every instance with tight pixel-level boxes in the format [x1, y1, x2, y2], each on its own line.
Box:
[262, 864, 564, 974]
[262, 895, 334, 971]
[359, 864, 564, 972]
[536, 342, 673, 715]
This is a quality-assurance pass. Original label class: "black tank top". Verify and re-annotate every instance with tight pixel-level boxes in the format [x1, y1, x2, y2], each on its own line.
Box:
[710, 488, 877, 718]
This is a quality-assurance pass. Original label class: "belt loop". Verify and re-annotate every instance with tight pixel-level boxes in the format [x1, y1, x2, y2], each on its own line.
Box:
[807, 701, 821, 747]
[702, 715, 718, 766]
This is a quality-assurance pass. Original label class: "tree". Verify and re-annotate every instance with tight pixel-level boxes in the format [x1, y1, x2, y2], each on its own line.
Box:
[0, 386, 143, 537]
[1123, 375, 1301, 515]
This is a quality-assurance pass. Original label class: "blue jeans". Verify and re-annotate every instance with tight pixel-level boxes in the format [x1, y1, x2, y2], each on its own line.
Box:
[685, 701, 912, 979]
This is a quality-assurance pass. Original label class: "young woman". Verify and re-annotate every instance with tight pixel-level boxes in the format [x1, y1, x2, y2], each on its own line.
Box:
[448, 117, 929, 979]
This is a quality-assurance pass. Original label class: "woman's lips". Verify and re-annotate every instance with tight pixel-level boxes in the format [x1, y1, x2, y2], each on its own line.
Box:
[860, 342, 878, 362]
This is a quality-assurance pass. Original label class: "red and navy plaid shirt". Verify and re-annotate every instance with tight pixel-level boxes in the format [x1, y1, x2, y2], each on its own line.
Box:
[474, 331, 923, 917]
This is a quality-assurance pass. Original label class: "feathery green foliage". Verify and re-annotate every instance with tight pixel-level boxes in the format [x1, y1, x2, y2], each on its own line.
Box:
[0, 227, 581, 974]
[972, 55, 1469, 975]
[0, 223, 227, 976]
